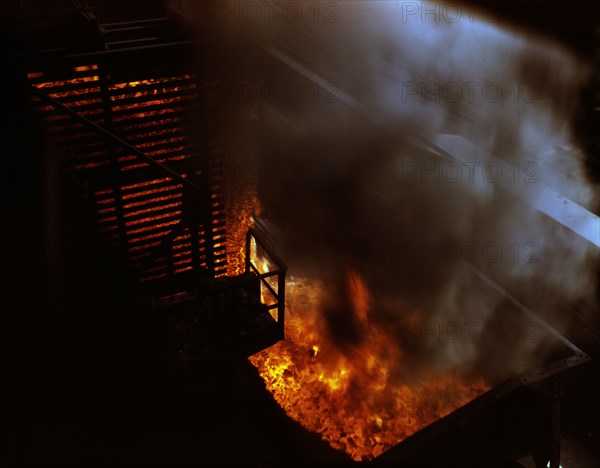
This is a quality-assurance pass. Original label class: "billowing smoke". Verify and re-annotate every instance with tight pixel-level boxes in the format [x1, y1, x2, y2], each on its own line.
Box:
[197, 1, 599, 383]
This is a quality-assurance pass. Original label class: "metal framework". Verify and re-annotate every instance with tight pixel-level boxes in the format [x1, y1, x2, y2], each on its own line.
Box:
[20, 39, 227, 283]
[245, 228, 287, 339]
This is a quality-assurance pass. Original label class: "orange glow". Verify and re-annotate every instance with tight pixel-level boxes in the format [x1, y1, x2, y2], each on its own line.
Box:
[74, 65, 98, 72]
[123, 193, 181, 210]
[31, 70, 244, 281]
[127, 230, 173, 244]
[224, 188, 257, 277]
[124, 202, 182, 219]
[249, 272, 489, 461]
[121, 184, 181, 200]
[110, 76, 192, 89]
[122, 177, 173, 190]
[126, 219, 180, 236]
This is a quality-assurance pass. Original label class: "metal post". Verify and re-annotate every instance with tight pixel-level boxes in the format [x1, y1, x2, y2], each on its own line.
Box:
[245, 230, 251, 274]
[99, 66, 128, 266]
[549, 399, 561, 468]
[277, 270, 286, 339]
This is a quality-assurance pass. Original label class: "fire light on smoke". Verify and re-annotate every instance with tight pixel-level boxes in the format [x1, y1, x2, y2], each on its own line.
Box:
[210, 0, 596, 460]
[249, 271, 489, 460]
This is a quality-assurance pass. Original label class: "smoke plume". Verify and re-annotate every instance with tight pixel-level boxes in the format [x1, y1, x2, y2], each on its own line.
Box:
[206, 1, 599, 383]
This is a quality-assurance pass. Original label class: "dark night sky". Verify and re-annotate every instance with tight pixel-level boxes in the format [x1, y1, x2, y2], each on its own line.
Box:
[471, 0, 598, 60]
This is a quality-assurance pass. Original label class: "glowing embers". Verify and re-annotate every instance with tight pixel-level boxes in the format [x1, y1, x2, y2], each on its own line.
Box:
[93, 178, 201, 281]
[224, 186, 257, 277]
[249, 273, 488, 461]
[108, 77, 194, 172]
[120, 180, 182, 236]
[30, 66, 102, 119]
[109, 76, 196, 119]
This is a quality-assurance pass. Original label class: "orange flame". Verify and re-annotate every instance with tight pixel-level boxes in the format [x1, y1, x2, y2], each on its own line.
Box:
[249, 270, 488, 460]
[347, 269, 370, 323]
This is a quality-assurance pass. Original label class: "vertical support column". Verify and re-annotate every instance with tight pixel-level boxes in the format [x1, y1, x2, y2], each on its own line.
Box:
[277, 270, 286, 339]
[245, 230, 251, 274]
[167, 229, 176, 278]
[533, 372, 566, 468]
[193, 69, 218, 279]
[549, 399, 561, 468]
[99, 65, 128, 269]
[190, 226, 201, 274]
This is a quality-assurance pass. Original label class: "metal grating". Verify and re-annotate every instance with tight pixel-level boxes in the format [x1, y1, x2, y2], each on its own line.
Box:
[27, 62, 228, 283]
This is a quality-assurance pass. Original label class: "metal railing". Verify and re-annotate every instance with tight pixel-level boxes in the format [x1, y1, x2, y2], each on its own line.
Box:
[29, 85, 218, 277]
[30, 87, 203, 193]
[245, 228, 287, 338]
